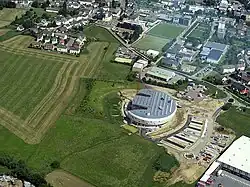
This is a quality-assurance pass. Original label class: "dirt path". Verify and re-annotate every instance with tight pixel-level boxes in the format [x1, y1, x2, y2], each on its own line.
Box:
[46, 170, 94, 187]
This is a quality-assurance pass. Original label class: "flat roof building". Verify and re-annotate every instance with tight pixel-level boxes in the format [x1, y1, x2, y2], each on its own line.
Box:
[146, 67, 175, 82]
[198, 136, 250, 187]
[200, 42, 228, 64]
[217, 136, 250, 175]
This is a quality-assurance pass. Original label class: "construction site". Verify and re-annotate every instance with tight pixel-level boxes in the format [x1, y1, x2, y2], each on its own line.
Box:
[120, 81, 235, 184]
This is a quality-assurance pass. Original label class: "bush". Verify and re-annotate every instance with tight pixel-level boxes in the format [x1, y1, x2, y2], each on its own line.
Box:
[221, 103, 232, 111]
[50, 161, 60, 169]
[153, 153, 179, 172]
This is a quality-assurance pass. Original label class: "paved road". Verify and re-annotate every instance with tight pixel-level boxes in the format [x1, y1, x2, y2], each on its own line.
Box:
[97, 25, 150, 60]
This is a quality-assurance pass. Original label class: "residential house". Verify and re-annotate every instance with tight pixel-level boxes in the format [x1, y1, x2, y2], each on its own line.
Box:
[66, 38, 75, 48]
[57, 44, 68, 53]
[236, 63, 246, 71]
[69, 45, 81, 54]
[44, 43, 55, 51]
[221, 65, 236, 74]
[44, 37, 51, 43]
[51, 37, 58, 45]
[173, 14, 181, 24]
[65, 24, 73, 30]
[36, 34, 43, 42]
[17, 25, 24, 32]
[55, 20, 62, 26]
[76, 35, 86, 47]
[231, 82, 249, 94]
[30, 41, 42, 49]
[55, 33, 67, 40]
[79, 0, 93, 6]
[241, 73, 250, 85]
[41, 19, 49, 27]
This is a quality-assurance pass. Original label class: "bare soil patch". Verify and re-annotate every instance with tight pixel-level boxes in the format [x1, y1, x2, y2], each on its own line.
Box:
[46, 170, 94, 187]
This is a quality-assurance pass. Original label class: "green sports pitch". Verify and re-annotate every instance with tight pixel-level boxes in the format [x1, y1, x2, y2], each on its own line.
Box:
[147, 23, 186, 39]
[132, 35, 170, 51]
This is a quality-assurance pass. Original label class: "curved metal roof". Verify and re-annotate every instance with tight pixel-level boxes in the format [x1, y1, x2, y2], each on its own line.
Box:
[127, 89, 176, 119]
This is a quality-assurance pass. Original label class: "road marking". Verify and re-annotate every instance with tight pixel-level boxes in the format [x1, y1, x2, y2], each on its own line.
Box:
[224, 173, 250, 186]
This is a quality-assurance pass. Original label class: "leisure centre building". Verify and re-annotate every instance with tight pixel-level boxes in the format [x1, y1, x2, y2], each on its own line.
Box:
[125, 89, 177, 129]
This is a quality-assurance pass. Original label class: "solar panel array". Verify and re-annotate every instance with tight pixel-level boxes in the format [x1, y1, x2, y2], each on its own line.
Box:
[130, 89, 176, 119]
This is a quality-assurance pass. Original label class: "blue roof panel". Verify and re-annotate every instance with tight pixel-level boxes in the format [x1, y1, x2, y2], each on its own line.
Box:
[207, 49, 223, 61]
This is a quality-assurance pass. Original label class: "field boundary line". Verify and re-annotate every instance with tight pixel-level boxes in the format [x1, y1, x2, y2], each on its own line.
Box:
[30, 62, 81, 143]
[24, 61, 71, 127]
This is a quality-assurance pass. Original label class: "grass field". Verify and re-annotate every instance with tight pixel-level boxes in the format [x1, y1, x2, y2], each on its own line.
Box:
[0, 50, 63, 119]
[0, 26, 182, 187]
[2, 35, 34, 47]
[0, 79, 178, 187]
[148, 23, 185, 39]
[32, 8, 57, 17]
[84, 25, 119, 43]
[216, 107, 250, 137]
[0, 29, 9, 36]
[188, 23, 210, 42]
[0, 8, 26, 28]
[133, 35, 170, 51]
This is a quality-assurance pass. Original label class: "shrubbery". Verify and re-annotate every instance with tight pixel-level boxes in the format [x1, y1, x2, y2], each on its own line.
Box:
[0, 154, 51, 187]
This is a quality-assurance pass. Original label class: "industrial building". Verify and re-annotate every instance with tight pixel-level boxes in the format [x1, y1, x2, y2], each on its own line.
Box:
[145, 67, 175, 82]
[200, 42, 228, 64]
[198, 136, 250, 187]
[125, 89, 177, 129]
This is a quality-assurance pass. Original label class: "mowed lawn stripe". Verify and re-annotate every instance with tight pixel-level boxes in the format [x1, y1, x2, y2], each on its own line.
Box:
[14, 61, 62, 119]
[0, 56, 24, 98]
[5, 62, 45, 115]
[1, 58, 34, 109]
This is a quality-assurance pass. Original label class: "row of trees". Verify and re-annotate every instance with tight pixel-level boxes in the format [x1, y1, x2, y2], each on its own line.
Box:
[0, 1, 16, 9]
[12, 9, 53, 29]
[31, 0, 50, 9]
[0, 154, 52, 187]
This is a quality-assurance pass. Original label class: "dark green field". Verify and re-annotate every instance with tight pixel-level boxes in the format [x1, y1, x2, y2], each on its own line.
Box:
[216, 107, 250, 137]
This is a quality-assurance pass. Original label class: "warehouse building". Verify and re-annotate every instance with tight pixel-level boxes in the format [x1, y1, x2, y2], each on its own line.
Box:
[198, 136, 250, 187]
[125, 89, 177, 129]
[145, 67, 175, 82]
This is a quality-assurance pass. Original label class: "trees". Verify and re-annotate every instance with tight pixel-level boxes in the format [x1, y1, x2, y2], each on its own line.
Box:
[50, 161, 60, 169]
[41, 0, 50, 9]
[0, 154, 49, 186]
[31, 0, 39, 8]
[59, 1, 67, 16]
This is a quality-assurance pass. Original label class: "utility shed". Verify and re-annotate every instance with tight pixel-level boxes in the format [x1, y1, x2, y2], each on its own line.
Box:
[217, 136, 250, 177]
